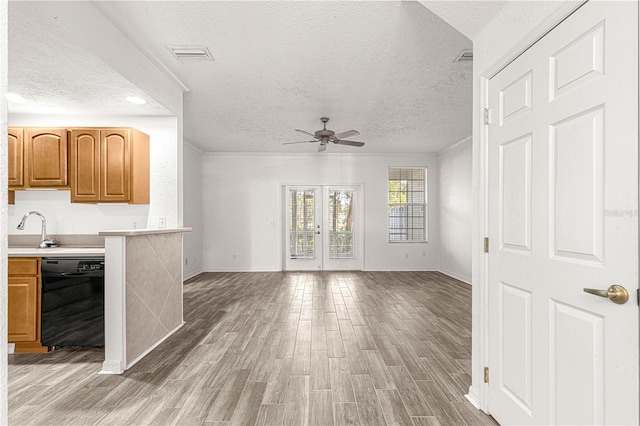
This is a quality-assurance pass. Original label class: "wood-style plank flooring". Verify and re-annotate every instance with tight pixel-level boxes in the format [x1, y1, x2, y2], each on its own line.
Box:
[9, 271, 497, 425]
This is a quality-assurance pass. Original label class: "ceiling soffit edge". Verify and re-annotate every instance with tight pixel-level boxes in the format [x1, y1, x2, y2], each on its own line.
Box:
[91, 1, 191, 93]
[437, 135, 472, 157]
[184, 140, 206, 155]
[202, 152, 439, 159]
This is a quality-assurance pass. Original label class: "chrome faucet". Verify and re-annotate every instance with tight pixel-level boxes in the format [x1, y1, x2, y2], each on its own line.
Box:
[16, 211, 58, 248]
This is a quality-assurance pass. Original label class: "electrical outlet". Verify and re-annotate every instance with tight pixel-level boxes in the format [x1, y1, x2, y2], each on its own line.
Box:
[159, 217, 166, 228]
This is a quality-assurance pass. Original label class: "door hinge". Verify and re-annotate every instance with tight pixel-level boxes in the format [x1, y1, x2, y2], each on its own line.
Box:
[637, 288, 639, 306]
[484, 108, 492, 125]
[484, 367, 490, 383]
[484, 237, 489, 253]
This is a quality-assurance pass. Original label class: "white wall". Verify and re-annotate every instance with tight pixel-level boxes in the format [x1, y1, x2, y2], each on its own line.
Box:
[8, 114, 179, 235]
[438, 138, 472, 283]
[183, 142, 203, 279]
[203, 153, 439, 272]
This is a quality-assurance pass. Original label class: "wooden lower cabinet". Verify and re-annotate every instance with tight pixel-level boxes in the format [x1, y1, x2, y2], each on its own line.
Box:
[8, 258, 48, 353]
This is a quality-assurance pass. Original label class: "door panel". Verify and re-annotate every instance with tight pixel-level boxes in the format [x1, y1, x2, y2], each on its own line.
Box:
[8, 127, 24, 188]
[101, 129, 131, 201]
[550, 107, 604, 263]
[488, 2, 638, 424]
[8, 276, 38, 342]
[499, 134, 532, 253]
[498, 282, 533, 415]
[24, 128, 68, 187]
[549, 300, 604, 425]
[69, 129, 100, 202]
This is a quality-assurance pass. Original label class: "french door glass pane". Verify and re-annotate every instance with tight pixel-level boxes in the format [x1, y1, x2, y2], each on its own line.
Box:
[329, 190, 354, 259]
[290, 189, 315, 259]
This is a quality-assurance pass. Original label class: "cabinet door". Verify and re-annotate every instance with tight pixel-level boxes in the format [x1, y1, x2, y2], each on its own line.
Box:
[100, 129, 131, 202]
[69, 129, 100, 202]
[24, 128, 68, 187]
[8, 127, 24, 188]
[8, 276, 38, 342]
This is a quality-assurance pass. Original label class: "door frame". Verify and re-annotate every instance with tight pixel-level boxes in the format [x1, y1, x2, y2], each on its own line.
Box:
[471, 0, 601, 413]
[281, 183, 365, 271]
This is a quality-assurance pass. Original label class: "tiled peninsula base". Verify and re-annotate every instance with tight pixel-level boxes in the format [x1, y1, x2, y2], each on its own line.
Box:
[99, 228, 191, 374]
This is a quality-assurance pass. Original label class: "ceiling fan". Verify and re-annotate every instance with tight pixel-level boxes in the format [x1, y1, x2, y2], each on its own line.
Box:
[284, 117, 365, 152]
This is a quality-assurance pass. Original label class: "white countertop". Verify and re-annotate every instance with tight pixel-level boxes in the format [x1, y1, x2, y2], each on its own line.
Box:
[8, 247, 105, 257]
[99, 227, 192, 236]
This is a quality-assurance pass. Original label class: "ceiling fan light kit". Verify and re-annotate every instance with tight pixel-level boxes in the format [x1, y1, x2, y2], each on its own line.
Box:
[284, 117, 365, 152]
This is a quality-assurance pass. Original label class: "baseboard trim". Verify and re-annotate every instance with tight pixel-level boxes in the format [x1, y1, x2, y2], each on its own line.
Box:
[203, 267, 444, 273]
[465, 385, 480, 409]
[203, 268, 282, 272]
[364, 267, 439, 272]
[100, 360, 124, 375]
[183, 269, 203, 281]
[438, 268, 472, 285]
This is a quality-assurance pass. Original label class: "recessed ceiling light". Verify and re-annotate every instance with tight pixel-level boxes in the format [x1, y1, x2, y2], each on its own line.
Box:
[126, 96, 147, 105]
[6, 92, 28, 104]
[168, 45, 214, 61]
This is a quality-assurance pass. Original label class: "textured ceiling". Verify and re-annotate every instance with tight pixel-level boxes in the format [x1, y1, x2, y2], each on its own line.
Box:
[8, 2, 170, 116]
[418, 0, 507, 40]
[8, 1, 474, 154]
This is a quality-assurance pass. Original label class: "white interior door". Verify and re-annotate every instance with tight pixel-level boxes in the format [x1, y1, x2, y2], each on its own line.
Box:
[487, 2, 638, 424]
[284, 185, 362, 271]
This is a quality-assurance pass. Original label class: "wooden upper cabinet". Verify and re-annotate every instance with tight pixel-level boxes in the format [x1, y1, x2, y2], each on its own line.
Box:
[8, 127, 24, 188]
[101, 129, 131, 202]
[69, 128, 149, 204]
[69, 129, 100, 202]
[24, 128, 68, 187]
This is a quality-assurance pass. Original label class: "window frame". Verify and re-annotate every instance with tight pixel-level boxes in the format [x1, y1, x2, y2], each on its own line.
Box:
[388, 167, 428, 243]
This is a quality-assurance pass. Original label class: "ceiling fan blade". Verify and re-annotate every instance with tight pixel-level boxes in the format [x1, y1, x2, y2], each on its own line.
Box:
[283, 140, 317, 145]
[333, 130, 360, 139]
[335, 139, 365, 147]
[318, 143, 327, 152]
[295, 129, 317, 138]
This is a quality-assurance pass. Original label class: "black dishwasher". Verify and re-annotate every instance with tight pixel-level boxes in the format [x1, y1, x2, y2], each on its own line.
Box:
[41, 257, 105, 348]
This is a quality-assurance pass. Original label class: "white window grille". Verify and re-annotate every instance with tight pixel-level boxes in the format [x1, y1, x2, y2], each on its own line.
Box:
[329, 190, 354, 259]
[290, 189, 316, 258]
[388, 167, 427, 242]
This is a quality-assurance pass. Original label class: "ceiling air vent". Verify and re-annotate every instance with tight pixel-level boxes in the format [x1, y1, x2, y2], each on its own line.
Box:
[168, 46, 214, 61]
[453, 49, 473, 63]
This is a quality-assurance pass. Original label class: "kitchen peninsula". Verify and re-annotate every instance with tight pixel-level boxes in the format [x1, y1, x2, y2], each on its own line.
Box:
[99, 227, 191, 374]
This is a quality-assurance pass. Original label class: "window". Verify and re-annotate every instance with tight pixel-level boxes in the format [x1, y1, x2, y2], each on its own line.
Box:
[388, 167, 427, 242]
[290, 189, 316, 259]
[328, 190, 354, 259]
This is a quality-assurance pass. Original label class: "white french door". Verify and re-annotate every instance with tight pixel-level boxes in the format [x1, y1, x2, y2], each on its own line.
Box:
[284, 185, 362, 271]
[487, 1, 638, 424]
